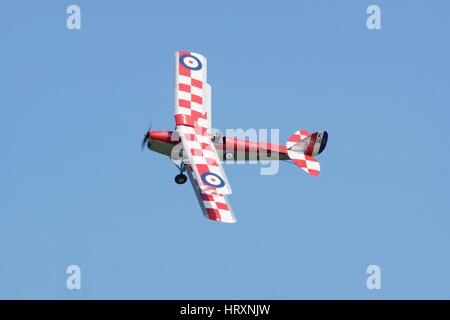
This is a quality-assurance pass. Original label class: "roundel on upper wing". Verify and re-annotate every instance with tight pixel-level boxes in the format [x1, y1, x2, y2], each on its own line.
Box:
[179, 54, 203, 71]
[201, 172, 225, 188]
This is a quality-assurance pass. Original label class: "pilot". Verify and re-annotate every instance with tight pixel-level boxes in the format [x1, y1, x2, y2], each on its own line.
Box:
[212, 130, 223, 144]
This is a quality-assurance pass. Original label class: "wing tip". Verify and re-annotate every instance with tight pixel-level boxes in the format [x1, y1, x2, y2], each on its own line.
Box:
[206, 215, 237, 224]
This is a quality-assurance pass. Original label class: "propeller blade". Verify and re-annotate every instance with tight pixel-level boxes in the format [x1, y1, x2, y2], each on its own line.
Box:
[141, 121, 152, 151]
[141, 134, 148, 151]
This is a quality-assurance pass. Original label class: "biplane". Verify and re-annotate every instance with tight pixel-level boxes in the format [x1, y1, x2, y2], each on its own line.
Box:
[142, 52, 328, 223]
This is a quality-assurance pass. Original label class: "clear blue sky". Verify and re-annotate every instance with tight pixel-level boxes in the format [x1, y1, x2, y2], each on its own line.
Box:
[1, 0, 449, 299]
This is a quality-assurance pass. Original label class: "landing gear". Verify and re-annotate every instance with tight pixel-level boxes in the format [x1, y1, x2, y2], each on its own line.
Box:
[175, 173, 187, 184]
[174, 162, 187, 184]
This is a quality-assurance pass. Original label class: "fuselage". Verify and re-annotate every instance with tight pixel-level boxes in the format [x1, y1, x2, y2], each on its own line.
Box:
[146, 130, 290, 161]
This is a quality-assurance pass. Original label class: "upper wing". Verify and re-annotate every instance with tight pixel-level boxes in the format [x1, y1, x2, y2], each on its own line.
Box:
[174, 51, 211, 131]
[177, 125, 232, 195]
[186, 164, 236, 223]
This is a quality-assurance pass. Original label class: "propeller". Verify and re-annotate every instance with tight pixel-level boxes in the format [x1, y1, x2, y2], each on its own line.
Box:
[141, 122, 152, 151]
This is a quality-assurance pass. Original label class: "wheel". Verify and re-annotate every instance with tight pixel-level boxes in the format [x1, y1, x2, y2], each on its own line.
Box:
[175, 173, 187, 184]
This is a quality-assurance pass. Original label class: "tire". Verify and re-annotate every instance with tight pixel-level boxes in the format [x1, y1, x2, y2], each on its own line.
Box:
[175, 174, 187, 184]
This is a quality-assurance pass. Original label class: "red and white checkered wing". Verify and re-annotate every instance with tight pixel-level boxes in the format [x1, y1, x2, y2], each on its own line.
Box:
[174, 51, 210, 130]
[177, 125, 232, 195]
[186, 165, 236, 224]
[174, 51, 233, 220]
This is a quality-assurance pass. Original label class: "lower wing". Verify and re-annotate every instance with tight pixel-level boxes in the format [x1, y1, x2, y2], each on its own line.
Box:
[186, 165, 236, 223]
[177, 125, 232, 194]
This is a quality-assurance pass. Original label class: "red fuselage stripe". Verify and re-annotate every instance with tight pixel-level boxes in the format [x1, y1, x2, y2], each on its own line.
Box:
[148, 130, 287, 154]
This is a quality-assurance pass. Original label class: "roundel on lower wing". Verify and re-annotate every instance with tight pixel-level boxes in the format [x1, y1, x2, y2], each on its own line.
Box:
[179, 54, 202, 71]
[201, 172, 225, 188]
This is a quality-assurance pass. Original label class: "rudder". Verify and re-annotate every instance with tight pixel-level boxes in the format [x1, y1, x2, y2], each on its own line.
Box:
[287, 130, 328, 157]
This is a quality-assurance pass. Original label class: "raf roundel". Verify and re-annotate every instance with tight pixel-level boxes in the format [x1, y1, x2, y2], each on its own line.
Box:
[179, 54, 203, 71]
[201, 172, 225, 188]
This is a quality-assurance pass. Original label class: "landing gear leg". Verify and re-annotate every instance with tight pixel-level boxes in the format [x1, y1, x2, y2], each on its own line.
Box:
[174, 162, 187, 185]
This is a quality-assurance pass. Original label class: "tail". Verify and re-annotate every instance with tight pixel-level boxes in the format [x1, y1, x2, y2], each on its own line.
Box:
[286, 129, 328, 176]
